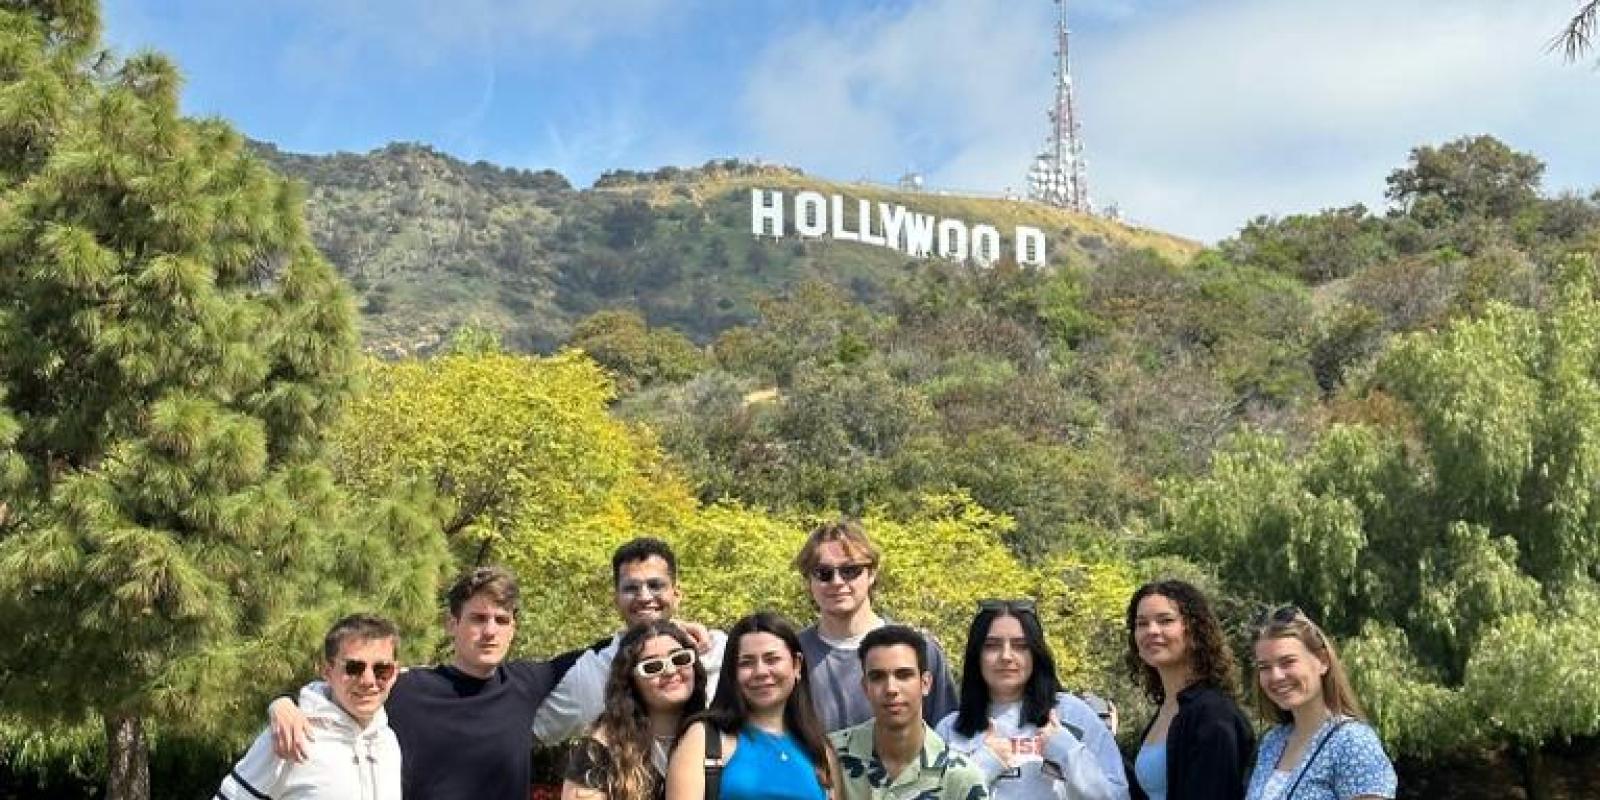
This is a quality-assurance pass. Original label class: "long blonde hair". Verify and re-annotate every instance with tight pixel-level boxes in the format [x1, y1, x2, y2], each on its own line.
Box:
[1252, 607, 1367, 725]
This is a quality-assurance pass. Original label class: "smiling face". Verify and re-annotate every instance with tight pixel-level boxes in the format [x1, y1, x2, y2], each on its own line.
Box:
[806, 541, 876, 620]
[614, 555, 681, 628]
[632, 633, 696, 713]
[862, 642, 930, 731]
[1133, 593, 1191, 670]
[735, 631, 798, 714]
[1255, 634, 1329, 714]
[979, 614, 1033, 703]
[447, 592, 516, 678]
[322, 635, 397, 727]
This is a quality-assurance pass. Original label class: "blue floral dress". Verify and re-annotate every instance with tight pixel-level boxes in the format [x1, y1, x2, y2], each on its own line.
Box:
[1244, 717, 1395, 800]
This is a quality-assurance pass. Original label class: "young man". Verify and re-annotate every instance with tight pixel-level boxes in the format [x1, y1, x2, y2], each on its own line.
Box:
[269, 566, 582, 800]
[220, 614, 404, 799]
[830, 626, 988, 800]
[532, 536, 727, 743]
[795, 519, 959, 732]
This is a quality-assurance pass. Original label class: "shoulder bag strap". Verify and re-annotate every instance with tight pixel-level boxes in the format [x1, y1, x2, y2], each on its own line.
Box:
[703, 720, 724, 800]
[1283, 719, 1350, 799]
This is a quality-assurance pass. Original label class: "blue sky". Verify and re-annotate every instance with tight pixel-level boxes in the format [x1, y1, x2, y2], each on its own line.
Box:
[103, 0, 1600, 242]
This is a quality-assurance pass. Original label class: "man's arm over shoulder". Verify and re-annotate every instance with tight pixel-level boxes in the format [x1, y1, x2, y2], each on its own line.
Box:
[529, 637, 612, 744]
[218, 727, 288, 800]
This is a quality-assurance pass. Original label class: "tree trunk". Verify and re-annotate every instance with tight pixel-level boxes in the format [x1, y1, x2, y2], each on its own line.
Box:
[1519, 742, 1551, 800]
[105, 712, 150, 800]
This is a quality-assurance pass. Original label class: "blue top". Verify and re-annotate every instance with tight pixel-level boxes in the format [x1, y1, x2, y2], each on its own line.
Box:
[721, 726, 829, 800]
[1134, 742, 1168, 800]
[1244, 718, 1396, 800]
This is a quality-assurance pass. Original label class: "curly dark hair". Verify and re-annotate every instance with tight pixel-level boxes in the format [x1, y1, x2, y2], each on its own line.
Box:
[1124, 580, 1238, 704]
[588, 621, 707, 800]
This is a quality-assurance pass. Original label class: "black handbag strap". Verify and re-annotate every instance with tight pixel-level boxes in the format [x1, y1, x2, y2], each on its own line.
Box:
[703, 721, 725, 800]
[1284, 719, 1350, 799]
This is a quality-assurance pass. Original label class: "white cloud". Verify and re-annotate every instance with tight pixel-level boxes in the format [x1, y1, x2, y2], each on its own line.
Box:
[741, 0, 1600, 242]
[740, 0, 1054, 193]
[1079, 0, 1600, 240]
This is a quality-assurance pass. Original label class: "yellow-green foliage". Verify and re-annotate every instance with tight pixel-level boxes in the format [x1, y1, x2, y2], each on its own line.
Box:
[329, 349, 695, 564]
[329, 349, 1132, 684]
[508, 491, 1134, 688]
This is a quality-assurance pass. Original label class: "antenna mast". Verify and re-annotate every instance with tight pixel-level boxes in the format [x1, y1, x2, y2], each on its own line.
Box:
[1027, 0, 1090, 213]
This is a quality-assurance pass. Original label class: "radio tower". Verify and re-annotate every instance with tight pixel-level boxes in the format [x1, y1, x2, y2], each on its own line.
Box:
[1027, 0, 1090, 213]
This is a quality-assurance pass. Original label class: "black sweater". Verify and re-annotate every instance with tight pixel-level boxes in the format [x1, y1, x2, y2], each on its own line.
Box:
[1129, 683, 1255, 800]
[387, 653, 580, 800]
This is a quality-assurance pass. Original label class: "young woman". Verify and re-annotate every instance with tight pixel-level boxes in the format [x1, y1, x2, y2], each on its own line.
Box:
[935, 599, 1130, 800]
[1125, 580, 1254, 800]
[666, 612, 837, 800]
[1245, 607, 1395, 800]
[562, 621, 709, 800]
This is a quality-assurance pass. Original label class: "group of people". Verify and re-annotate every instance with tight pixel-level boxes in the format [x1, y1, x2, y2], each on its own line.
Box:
[216, 520, 1397, 800]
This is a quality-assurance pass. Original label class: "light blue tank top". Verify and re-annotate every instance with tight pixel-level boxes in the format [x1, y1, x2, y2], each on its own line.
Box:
[720, 726, 828, 800]
[1135, 741, 1169, 800]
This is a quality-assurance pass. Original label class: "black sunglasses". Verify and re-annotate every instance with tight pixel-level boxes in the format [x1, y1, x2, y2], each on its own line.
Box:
[340, 658, 397, 682]
[1255, 604, 1303, 627]
[978, 598, 1038, 615]
[810, 563, 870, 583]
[634, 647, 697, 677]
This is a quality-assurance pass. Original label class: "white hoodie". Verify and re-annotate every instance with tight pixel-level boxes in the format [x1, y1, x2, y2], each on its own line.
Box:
[219, 683, 402, 800]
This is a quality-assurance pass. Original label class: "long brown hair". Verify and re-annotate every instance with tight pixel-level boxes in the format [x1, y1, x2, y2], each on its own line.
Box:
[1123, 580, 1239, 704]
[1251, 607, 1367, 725]
[698, 612, 834, 791]
[590, 621, 708, 800]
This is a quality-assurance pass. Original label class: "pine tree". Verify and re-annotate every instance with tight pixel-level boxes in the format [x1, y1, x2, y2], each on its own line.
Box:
[0, 3, 448, 798]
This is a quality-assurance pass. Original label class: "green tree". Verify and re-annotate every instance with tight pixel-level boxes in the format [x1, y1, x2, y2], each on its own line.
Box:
[566, 309, 706, 392]
[1385, 135, 1545, 223]
[0, 3, 449, 798]
[1219, 205, 1391, 284]
[1160, 260, 1600, 794]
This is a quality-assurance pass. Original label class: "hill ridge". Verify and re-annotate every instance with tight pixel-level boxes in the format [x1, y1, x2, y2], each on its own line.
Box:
[250, 140, 1201, 356]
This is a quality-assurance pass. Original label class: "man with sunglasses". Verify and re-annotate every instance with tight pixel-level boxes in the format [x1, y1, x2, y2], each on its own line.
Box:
[268, 566, 584, 800]
[220, 614, 403, 799]
[794, 519, 959, 732]
[533, 536, 727, 744]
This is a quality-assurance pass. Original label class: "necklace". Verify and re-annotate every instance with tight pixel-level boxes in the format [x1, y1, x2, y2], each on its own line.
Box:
[748, 726, 790, 761]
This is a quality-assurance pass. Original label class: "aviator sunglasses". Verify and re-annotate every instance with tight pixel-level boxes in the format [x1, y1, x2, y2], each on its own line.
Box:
[338, 658, 397, 682]
[809, 563, 870, 583]
[634, 647, 697, 677]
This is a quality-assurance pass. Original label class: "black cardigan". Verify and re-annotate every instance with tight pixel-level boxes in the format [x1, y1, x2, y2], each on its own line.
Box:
[1128, 683, 1255, 800]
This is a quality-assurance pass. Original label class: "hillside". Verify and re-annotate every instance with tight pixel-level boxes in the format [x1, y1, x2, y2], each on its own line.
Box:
[251, 142, 1200, 355]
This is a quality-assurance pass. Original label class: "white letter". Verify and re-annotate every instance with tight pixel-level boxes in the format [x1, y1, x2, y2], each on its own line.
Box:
[937, 219, 969, 261]
[971, 224, 1001, 267]
[905, 213, 936, 257]
[1015, 225, 1047, 266]
[857, 199, 886, 246]
[750, 189, 783, 237]
[795, 191, 827, 238]
[879, 203, 909, 252]
[830, 194, 859, 242]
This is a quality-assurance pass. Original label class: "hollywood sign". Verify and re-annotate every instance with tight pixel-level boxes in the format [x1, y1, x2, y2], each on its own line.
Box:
[749, 189, 1047, 267]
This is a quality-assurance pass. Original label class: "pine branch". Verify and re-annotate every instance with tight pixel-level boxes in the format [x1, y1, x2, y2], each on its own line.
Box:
[1551, 1, 1600, 63]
